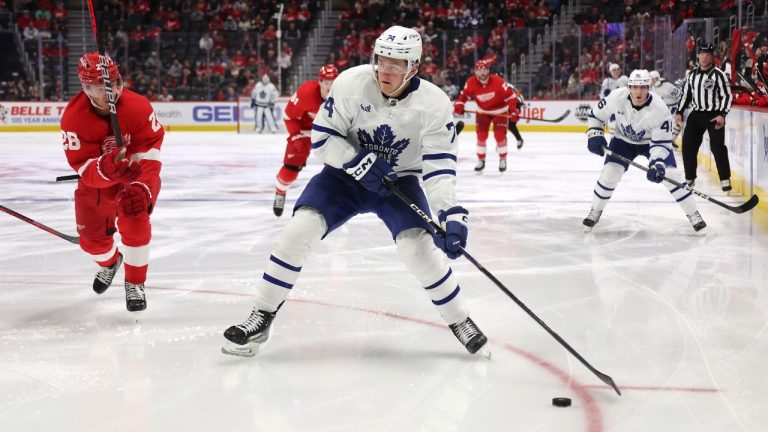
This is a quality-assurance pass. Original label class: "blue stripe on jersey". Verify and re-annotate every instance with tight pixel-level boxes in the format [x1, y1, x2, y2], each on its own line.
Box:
[597, 181, 615, 191]
[263, 273, 293, 289]
[422, 169, 456, 181]
[432, 286, 460, 306]
[425, 268, 453, 290]
[269, 254, 302, 272]
[312, 124, 346, 138]
[311, 137, 329, 149]
[423, 153, 458, 162]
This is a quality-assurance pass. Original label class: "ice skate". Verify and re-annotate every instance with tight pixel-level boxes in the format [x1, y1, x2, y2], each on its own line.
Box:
[474, 160, 485, 172]
[222, 307, 278, 357]
[124, 281, 147, 312]
[516, 139, 524, 150]
[93, 252, 123, 294]
[450, 317, 490, 358]
[583, 208, 602, 232]
[721, 179, 732, 192]
[499, 159, 507, 172]
[273, 191, 286, 217]
[687, 211, 707, 232]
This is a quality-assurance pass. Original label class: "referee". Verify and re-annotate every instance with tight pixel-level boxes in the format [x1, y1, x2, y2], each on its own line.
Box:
[675, 42, 733, 191]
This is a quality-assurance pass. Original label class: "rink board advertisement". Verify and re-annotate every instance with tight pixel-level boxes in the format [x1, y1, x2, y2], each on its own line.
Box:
[0, 100, 289, 132]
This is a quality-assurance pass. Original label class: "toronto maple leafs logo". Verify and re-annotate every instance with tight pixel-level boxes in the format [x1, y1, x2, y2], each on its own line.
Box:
[357, 124, 410, 166]
[619, 123, 646, 142]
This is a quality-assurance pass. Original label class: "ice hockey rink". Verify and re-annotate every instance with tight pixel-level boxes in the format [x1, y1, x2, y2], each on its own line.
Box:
[2, 130, 767, 432]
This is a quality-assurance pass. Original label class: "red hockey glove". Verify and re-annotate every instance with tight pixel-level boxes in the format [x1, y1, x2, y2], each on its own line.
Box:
[508, 104, 520, 123]
[453, 103, 465, 115]
[98, 148, 141, 183]
[118, 183, 152, 218]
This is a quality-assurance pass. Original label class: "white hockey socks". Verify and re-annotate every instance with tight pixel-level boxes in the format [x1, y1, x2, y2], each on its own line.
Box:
[591, 162, 625, 212]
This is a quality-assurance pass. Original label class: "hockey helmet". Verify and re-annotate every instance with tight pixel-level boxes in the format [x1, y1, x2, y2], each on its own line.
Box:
[627, 69, 651, 87]
[318, 64, 339, 81]
[261, 74, 271, 84]
[697, 42, 715, 54]
[78, 52, 121, 86]
[609, 63, 620, 72]
[372, 25, 422, 72]
[475, 59, 491, 70]
[649, 70, 660, 80]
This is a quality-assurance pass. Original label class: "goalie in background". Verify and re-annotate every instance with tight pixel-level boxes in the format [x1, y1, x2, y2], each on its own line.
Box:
[251, 74, 279, 133]
[272, 65, 339, 217]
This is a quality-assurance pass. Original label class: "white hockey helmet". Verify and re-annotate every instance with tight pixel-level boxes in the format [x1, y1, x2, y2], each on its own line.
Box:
[649, 70, 660, 80]
[372, 25, 422, 71]
[627, 69, 651, 87]
[261, 74, 271, 84]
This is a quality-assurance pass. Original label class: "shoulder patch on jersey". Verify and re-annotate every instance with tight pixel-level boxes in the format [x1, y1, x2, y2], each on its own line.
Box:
[357, 124, 410, 167]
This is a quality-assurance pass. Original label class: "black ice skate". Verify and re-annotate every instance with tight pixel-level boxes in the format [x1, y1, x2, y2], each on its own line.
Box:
[450, 317, 490, 358]
[721, 179, 732, 192]
[499, 159, 507, 172]
[583, 208, 603, 231]
[93, 252, 123, 294]
[474, 160, 485, 172]
[273, 191, 286, 217]
[124, 281, 147, 312]
[687, 211, 707, 232]
[222, 307, 279, 357]
[516, 139, 524, 150]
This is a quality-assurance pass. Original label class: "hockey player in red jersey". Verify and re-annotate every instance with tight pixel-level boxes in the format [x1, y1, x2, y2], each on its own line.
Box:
[453, 59, 518, 172]
[272, 64, 339, 216]
[60, 52, 164, 312]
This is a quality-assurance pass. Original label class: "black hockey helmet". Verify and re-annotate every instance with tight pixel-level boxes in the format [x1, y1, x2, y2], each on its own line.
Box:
[697, 42, 715, 54]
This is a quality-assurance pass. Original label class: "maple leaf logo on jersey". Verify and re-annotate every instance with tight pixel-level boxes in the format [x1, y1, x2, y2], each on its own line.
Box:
[619, 123, 645, 142]
[357, 124, 409, 166]
[102, 134, 131, 153]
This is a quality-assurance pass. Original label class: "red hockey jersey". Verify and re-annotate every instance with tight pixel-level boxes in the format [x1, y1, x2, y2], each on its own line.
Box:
[61, 89, 164, 192]
[455, 74, 515, 115]
[284, 79, 324, 138]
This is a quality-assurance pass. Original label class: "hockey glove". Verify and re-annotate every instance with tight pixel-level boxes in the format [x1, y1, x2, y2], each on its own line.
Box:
[118, 182, 152, 218]
[646, 159, 666, 183]
[433, 206, 469, 260]
[586, 129, 607, 156]
[508, 104, 520, 123]
[98, 147, 142, 183]
[453, 103, 465, 115]
[342, 149, 397, 196]
[250, 99, 257, 108]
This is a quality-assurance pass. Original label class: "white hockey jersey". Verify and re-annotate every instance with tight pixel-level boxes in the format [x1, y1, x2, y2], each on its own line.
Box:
[311, 65, 459, 214]
[601, 75, 628, 97]
[251, 82, 278, 107]
[588, 87, 675, 162]
[651, 79, 682, 113]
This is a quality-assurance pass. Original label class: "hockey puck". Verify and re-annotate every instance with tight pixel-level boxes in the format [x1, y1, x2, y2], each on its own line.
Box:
[552, 397, 572, 407]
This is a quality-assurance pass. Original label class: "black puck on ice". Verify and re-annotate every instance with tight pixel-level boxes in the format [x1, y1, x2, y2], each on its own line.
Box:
[552, 397, 572, 407]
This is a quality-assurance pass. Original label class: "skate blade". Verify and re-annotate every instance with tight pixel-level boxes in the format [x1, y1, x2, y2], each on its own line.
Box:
[221, 341, 260, 357]
[476, 345, 492, 359]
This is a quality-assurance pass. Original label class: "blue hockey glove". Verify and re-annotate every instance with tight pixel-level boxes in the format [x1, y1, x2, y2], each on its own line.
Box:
[587, 129, 607, 156]
[342, 149, 397, 196]
[647, 159, 666, 183]
[433, 206, 469, 260]
[250, 99, 257, 109]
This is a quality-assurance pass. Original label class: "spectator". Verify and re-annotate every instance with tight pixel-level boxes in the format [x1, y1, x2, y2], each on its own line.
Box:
[157, 86, 173, 101]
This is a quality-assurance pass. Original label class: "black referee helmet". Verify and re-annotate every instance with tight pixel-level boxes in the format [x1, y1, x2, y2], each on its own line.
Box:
[697, 42, 715, 54]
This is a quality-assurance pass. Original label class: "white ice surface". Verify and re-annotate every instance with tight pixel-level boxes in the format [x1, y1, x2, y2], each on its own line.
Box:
[1, 131, 767, 432]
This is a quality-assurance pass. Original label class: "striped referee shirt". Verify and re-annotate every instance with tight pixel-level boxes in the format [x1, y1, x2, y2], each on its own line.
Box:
[676, 65, 732, 116]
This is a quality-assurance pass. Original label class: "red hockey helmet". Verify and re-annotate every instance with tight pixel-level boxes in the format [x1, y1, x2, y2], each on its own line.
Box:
[475, 59, 490, 70]
[78, 52, 121, 86]
[318, 64, 339, 81]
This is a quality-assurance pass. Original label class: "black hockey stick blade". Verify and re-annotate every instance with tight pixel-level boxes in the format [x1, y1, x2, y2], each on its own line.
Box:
[521, 109, 571, 123]
[56, 174, 80, 182]
[383, 178, 622, 396]
[455, 120, 465, 136]
[603, 146, 759, 214]
[1, 204, 79, 244]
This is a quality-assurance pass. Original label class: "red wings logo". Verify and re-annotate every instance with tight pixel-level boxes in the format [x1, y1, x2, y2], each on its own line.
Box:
[476, 92, 496, 102]
[102, 134, 131, 152]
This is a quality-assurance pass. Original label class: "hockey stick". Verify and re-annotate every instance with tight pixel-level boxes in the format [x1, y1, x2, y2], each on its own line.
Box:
[86, 0, 125, 155]
[467, 109, 571, 123]
[383, 178, 622, 396]
[56, 174, 80, 182]
[602, 146, 759, 214]
[1, 204, 79, 244]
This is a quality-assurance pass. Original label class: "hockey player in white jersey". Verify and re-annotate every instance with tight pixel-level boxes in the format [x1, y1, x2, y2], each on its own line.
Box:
[223, 26, 489, 358]
[600, 63, 628, 97]
[251, 74, 279, 133]
[583, 69, 706, 232]
[650, 70, 683, 141]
